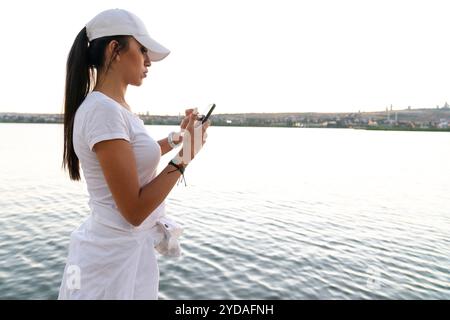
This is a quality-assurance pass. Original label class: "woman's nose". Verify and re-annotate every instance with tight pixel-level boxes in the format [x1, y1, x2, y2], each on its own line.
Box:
[144, 55, 151, 67]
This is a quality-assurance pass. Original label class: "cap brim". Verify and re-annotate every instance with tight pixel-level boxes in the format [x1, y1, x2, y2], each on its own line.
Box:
[135, 34, 170, 62]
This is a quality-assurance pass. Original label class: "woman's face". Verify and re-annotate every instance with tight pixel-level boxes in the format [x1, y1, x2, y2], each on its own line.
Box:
[115, 37, 151, 86]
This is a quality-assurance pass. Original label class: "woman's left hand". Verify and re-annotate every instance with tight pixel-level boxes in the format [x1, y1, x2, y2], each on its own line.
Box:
[180, 108, 196, 130]
[175, 108, 198, 144]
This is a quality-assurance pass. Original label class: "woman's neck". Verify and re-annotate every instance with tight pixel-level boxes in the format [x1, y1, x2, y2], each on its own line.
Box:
[93, 78, 129, 110]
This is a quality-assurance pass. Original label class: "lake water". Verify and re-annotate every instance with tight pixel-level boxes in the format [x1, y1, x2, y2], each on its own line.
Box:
[0, 123, 449, 299]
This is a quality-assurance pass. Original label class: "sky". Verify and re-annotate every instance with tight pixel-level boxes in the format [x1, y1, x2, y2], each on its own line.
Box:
[0, 0, 449, 115]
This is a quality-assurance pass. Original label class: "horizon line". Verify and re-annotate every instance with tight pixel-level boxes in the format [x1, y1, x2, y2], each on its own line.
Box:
[0, 105, 449, 116]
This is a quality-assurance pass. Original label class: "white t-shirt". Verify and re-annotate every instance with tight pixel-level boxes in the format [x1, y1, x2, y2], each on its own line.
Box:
[73, 91, 165, 230]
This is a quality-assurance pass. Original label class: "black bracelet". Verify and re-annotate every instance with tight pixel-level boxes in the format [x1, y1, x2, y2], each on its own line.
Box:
[168, 160, 187, 186]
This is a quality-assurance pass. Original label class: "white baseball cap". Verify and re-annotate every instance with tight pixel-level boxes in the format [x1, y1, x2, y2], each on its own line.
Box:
[85, 8, 170, 62]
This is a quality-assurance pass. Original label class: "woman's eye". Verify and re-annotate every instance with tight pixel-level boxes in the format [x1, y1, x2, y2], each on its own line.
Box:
[141, 47, 148, 54]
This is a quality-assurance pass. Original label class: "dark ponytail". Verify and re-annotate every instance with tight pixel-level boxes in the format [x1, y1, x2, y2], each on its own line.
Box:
[61, 27, 131, 181]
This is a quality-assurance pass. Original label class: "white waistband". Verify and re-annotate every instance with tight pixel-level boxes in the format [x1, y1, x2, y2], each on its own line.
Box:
[87, 201, 183, 257]
[88, 200, 165, 232]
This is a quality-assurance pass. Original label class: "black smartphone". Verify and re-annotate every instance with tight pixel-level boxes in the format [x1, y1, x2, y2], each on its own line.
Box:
[198, 104, 216, 124]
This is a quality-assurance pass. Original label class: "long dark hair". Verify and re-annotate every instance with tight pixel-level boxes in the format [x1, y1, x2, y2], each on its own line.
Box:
[61, 27, 131, 181]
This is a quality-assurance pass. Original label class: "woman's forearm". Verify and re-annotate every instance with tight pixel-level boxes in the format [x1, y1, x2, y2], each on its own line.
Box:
[135, 159, 186, 226]
[158, 138, 173, 156]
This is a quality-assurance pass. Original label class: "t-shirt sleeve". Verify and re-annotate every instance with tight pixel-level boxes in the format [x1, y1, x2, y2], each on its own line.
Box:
[84, 100, 131, 152]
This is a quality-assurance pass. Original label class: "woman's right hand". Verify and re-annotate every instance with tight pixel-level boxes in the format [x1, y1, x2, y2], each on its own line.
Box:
[179, 111, 210, 165]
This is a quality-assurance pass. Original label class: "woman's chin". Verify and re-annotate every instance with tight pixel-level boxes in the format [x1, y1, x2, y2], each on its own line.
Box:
[131, 79, 144, 86]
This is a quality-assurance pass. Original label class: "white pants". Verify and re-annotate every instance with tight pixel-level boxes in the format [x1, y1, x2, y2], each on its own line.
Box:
[58, 215, 164, 300]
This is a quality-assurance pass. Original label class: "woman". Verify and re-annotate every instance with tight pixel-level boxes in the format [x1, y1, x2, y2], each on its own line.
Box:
[59, 8, 210, 299]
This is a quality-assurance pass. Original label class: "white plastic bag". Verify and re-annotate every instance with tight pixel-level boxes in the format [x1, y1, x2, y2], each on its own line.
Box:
[154, 216, 183, 257]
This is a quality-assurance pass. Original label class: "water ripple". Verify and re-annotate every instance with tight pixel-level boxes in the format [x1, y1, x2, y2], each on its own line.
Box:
[1, 125, 450, 299]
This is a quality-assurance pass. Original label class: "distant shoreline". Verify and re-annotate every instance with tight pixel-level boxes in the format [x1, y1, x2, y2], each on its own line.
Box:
[362, 126, 450, 132]
[1, 120, 449, 132]
[1, 107, 449, 131]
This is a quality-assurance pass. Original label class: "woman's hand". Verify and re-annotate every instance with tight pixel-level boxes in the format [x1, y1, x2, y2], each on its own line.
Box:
[180, 108, 195, 130]
[173, 108, 196, 144]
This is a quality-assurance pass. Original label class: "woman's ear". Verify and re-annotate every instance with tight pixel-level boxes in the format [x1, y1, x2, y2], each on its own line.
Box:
[107, 40, 121, 62]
